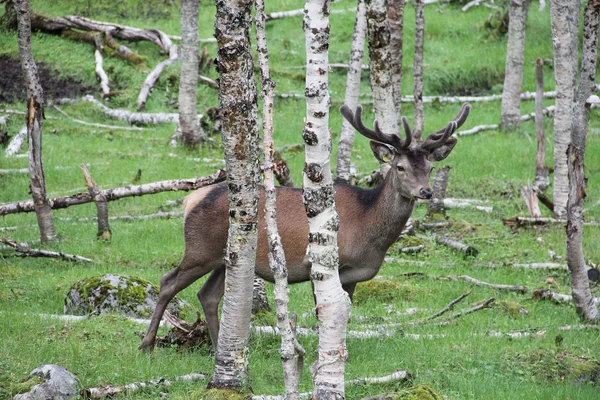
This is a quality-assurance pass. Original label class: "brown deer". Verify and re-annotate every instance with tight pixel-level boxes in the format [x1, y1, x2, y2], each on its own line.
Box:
[139, 103, 471, 351]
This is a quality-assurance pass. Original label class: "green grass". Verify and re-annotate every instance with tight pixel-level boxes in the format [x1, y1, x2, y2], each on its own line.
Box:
[1, 0, 600, 399]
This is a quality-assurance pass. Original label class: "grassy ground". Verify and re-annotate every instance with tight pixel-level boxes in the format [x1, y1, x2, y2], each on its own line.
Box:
[1, 0, 600, 399]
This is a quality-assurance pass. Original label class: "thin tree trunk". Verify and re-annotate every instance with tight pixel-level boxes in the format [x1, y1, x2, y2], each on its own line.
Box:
[14, 0, 56, 243]
[413, 0, 425, 140]
[208, 0, 259, 390]
[500, 0, 531, 131]
[178, 0, 206, 146]
[80, 164, 111, 240]
[534, 57, 550, 191]
[303, 0, 351, 397]
[336, 0, 366, 184]
[256, 0, 305, 395]
[566, 0, 600, 322]
[387, 0, 405, 115]
[365, 0, 398, 134]
[425, 166, 450, 219]
[549, 0, 580, 217]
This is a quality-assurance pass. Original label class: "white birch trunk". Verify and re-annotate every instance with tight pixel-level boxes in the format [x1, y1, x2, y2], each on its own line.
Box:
[178, 0, 206, 146]
[534, 57, 550, 191]
[14, 0, 56, 243]
[209, 0, 259, 390]
[256, 0, 305, 396]
[94, 49, 110, 96]
[413, 0, 425, 140]
[549, 0, 580, 217]
[303, 0, 351, 397]
[335, 0, 366, 183]
[137, 45, 179, 110]
[566, 0, 600, 322]
[500, 0, 531, 131]
[365, 0, 398, 134]
[387, 0, 405, 115]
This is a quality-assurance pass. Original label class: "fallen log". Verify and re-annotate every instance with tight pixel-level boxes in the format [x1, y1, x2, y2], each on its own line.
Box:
[457, 106, 556, 137]
[82, 373, 208, 399]
[503, 216, 600, 228]
[533, 289, 600, 304]
[435, 235, 479, 257]
[5, 126, 27, 157]
[58, 211, 183, 222]
[51, 105, 144, 131]
[442, 275, 527, 293]
[0, 169, 226, 216]
[436, 297, 495, 325]
[520, 184, 541, 218]
[94, 49, 110, 96]
[83, 95, 179, 124]
[0, 238, 94, 263]
[265, 7, 352, 21]
[137, 45, 179, 110]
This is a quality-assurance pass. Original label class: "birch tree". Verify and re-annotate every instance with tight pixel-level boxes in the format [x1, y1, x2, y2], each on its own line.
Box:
[14, 0, 56, 243]
[500, 0, 531, 131]
[549, 0, 580, 217]
[178, 0, 206, 146]
[256, 0, 305, 395]
[566, 0, 600, 322]
[387, 0, 405, 115]
[208, 0, 259, 389]
[413, 0, 425, 140]
[303, 0, 351, 397]
[336, 0, 367, 183]
[365, 0, 398, 134]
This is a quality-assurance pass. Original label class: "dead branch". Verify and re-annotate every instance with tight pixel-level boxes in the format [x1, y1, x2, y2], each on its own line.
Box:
[536, 189, 554, 213]
[82, 373, 207, 399]
[0, 169, 226, 216]
[435, 235, 479, 257]
[5, 126, 27, 157]
[399, 245, 424, 254]
[265, 7, 352, 21]
[533, 289, 600, 304]
[0, 238, 94, 263]
[436, 297, 495, 324]
[458, 105, 556, 136]
[80, 164, 111, 240]
[83, 95, 179, 124]
[534, 58, 550, 191]
[520, 185, 541, 218]
[462, 0, 486, 11]
[411, 291, 472, 324]
[52, 105, 144, 131]
[198, 74, 219, 89]
[137, 45, 179, 110]
[443, 275, 527, 293]
[503, 216, 600, 228]
[94, 49, 110, 97]
[511, 262, 568, 270]
[58, 211, 183, 222]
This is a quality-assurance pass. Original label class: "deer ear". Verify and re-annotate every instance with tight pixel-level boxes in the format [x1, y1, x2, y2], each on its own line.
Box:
[428, 137, 457, 161]
[370, 141, 395, 164]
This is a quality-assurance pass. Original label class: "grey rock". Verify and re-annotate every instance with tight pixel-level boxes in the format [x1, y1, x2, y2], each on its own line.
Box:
[64, 274, 188, 318]
[14, 364, 81, 400]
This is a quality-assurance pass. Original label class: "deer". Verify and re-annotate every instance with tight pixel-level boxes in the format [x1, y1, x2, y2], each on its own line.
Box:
[139, 103, 471, 351]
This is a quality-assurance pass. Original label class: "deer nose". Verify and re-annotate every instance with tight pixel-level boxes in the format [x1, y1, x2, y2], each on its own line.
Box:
[420, 188, 433, 199]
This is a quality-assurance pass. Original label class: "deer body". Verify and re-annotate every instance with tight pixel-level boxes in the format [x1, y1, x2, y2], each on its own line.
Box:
[140, 104, 471, 352]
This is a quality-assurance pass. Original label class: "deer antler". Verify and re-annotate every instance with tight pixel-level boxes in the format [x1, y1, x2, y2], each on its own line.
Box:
[340, 105, 411, 152]
[420, 103, 471, 151]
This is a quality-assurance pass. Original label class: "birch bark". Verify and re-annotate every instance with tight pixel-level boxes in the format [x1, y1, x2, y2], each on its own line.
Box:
[178, 0, 206, 146]
[303, 0, 351, 397]
[335, 0, 366, 183]
[534, 57, 550, 191]
[413, 0, 425, 140]
[256, 0, 305, 395]
[365, 0, 398, 134]
[209, 0, 259, 386]
[387, 0, 405, 115]
[549, 0, 580, 217]
[566, 0, 600, 322]
[14, 0, 56, 243]
[500, 0, 531, 131]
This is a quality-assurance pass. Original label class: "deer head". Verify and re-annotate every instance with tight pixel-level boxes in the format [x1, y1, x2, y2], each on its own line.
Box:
[340, 104, 471, 200]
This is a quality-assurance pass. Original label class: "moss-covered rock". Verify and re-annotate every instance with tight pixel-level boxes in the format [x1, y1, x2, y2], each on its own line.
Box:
[64, 274, 188, 318]
[353, 279, 430, 304]
[364, 384, 443, 400]
[13, 364, 82, 400]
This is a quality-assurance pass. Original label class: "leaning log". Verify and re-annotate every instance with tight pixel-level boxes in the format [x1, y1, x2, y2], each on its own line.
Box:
[5, 126, 27, 157]
[0, 238, 94, 263]
[137, 45, 179, 110]
[80, 164, 111, 240]
[0, 169, 226, 216]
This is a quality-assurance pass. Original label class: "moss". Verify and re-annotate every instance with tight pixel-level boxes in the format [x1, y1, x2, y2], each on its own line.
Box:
[251, 310, 276, 327]
[370, 385, 443, 400]
[187, 388, 251, 400]
[12, 375, 45, 395]
[354, 280, 430, 304]
[398, 236, 424, 248]
[498, 300, 528, 317]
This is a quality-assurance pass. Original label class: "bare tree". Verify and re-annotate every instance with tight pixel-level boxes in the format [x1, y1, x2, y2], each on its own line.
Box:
[387, 0, 405, 115]
[178, 0, 206, 146]
[500, 0, 531, 131]
[534, 58, 550, 191]
[255, 0, 305, 395]
[336, 0, 367, 183]
[413, 0, 425, 140]
[549, 0, 580, 217]
[566, 0, 600, 322]
[208, 0, 259, 390]
[14, 0, 56, 243]
[303, 0, 351, 397]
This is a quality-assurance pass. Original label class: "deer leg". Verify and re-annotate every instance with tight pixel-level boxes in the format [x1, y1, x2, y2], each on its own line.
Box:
[139, 263, 208, 351]
[198, 265, 226, 352]
[341, 282, 357, 301]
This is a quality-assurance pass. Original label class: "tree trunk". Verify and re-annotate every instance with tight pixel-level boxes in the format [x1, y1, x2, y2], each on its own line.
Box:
[209, 0, 259, 390]
[549, 0, 580, 217]
[336, 0, 367, 184]
[14, 0, 56, 243]
[387, 0, 405, 115]
[534, 57, 550, 191]
[178, 0, 206, 146]
[566, 0, 600, 322]
[365, 0, 398, 134]
[256, 0, 305, 395]
[80, 164, 111, 240]
[303, 0, 351, 398]
[425, 166, 450, 219]
[413, 0, 425, 140]
[500, 0, 531, 131]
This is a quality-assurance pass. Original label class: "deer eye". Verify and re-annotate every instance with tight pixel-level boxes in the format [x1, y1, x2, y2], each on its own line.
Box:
[397, 165, 405, 172]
